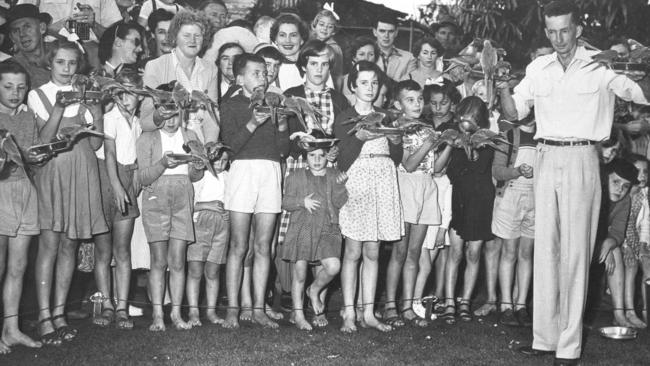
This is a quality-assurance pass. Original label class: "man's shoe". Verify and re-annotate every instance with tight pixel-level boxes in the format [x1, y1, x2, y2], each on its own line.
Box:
[500, 309, 519, 326]
[515, 308, 533, 327]
[554, 357, 579, 366]
[518, 345, 554, 356]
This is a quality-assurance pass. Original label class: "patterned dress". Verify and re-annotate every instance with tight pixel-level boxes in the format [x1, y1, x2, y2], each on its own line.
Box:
[339, 138, 404, 242]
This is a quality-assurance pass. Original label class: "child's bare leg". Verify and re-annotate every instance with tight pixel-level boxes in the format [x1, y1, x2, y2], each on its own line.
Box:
[444, 230, 464, 320]
[148, 241, 168, 331]
[608, 247, 633, 327]
[414, 248, 433, 301]
[167, 238, 190, 330]
[474, 239, 499, 316]
[51, 236, 78, 340]
[498, 238, 518, 312]
[112, 219, 134, 328]
[291, 260, 311, 330]
[402, 224, 427, 324]
[1, 235, 42, 352]
[640, 254, 650, 323]
[240, 262, 253, 321]
[385, 227, 408, 326]
[433, 247, 447, 299]
[340, 239, 361, 333]
[223, 211, 252, 329]
[623, 257, 645, 327]
[186, 261, 204, 327]
[93, 232, 115, 326]
[35, 230, 60, 344]
[515, 237, 533, 311]
[460, 240, 483, 320]
[309, 257, 340, 327]
[205, 262, 223, 324]
[361, 241, 391, 332]
[251, 213, 278, 329]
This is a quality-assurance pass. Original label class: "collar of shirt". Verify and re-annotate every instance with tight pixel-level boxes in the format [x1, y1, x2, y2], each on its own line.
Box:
[171, 49, 206, 91]
[304, 85, 331, 96]
[0, 104, 28, 117]
[380, 46, 401, 59]
[540, 46, 593, 70]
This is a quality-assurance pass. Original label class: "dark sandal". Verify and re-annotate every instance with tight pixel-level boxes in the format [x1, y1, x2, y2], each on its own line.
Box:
[115, 309, 134, 330]
[458, 300, 472, 322]
[52, 314, 78, 341]
[93, 308, 115, 327]
[401, 308, 428, 328]
[440, 305, 456, 324]
[38, 317, 62, 346]
[382, 306, 405, 327]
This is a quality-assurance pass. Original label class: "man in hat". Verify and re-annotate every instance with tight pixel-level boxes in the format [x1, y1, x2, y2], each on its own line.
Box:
[6, 4, 51, 88]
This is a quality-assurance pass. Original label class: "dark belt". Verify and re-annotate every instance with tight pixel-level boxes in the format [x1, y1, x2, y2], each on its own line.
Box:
[358, 153, 390, 159]
[538, 138, 595, 146]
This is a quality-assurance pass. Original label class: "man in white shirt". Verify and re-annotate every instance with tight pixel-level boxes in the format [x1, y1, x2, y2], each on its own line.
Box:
[499, 1, 650, 364]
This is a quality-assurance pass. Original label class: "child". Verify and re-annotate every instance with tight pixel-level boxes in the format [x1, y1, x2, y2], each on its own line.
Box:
[28, 40, 107, 344]
[342, 38, 379, 105]
[383, 80, 452, 328]
[622, 155, 649, 328]
[0, 61, 44, 353]
[492, 117, 536, 327]
[254, 44, 283, 95]
[282, 143, 348, 330]
[138, 0, 183, 29]
[216, 43, 244, 104]
[136, 105, 204, 332]
[441, 96, 495, 324]
[186, 149, 230, 326]
[220, 53, 290, 330]
[93, 69, 143, 329]
[334, 61, 403, 333]
[310, 6, 343, 90]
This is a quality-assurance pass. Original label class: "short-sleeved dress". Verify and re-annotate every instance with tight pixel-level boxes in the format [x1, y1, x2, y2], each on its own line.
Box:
[30, 85, 108, 240]
[447, 147, 495, 241]
[339, 137, 404, 242]
[281, 168, 348, 262]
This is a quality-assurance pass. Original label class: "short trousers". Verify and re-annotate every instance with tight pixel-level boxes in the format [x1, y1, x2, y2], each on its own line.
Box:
[422, 225, 450, 249]
[0, 177, 39, 236]
[187, 204, 229, 264]
[224, 159, 282, 214]
[142, 175, 194, 243]
[98, 159, 140, 225]
[398, 171, 441, 225]
[491, 185, 535, 240]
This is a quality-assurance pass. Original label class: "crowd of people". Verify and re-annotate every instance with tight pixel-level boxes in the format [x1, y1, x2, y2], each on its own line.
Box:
[0, 0, 650, 364]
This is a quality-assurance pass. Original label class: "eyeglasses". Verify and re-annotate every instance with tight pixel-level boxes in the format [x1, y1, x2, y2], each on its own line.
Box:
[114, 24, 142, 47]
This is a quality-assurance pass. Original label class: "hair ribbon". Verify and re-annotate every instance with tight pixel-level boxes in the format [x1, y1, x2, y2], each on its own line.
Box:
[323, 3, 340, 21]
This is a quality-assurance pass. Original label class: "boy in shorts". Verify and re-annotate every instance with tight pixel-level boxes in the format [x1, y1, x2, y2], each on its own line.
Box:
[491, 118, 536, 327]
[186, 150, 230, 326]
[0, 61, 46, 352]
[220, 53, 290, 329]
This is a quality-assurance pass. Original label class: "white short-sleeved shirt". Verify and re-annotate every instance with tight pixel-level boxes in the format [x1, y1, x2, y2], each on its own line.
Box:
[138, 0, 183, 26]
[27, 81, 93, 123]
[193, 171, 227, 204]
[95, 107, 141, 164]
[160, 129, 188, 175]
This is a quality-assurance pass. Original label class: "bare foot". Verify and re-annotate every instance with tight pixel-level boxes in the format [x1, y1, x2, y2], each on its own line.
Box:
[239, 307, 253, 322]
[206, 311, 224, 325]
[312, 313, 328, 328]
[149, 317, 166, 332]
[340, 311, 357, 333]
[265, 305, 284, 320]
[626, 310, 647, 329]
[2, 329, 42, 350]
[188, 312, 202, 327]
[221, 309, 240, 329]
[252, 310, 279, 329]
[402, 309, 428, 328]
[473, 302, 497, 317]
[172, 318, 192, 330]
[613, 311, 634, 327]
[363, 314, 393, 332]
[294, 318, 312, 331]
[0, 340, 10, 354]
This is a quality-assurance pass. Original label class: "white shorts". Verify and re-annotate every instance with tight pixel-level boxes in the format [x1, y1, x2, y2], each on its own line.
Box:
[491, 185, 535, 240]
[225, 159, 282, 214]
[398, 171, 441, 226]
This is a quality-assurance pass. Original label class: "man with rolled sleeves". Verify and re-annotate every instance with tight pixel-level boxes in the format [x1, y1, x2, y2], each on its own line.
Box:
[498, 1, 650, 365]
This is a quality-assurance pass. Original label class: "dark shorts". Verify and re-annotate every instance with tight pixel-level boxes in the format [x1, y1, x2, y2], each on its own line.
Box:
[187, 204, 229, 264]
[98, 159, 140, 225]
[142, 175, 194, 243]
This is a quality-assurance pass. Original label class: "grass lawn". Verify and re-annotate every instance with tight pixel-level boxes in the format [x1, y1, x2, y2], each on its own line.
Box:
[3, 293, 649, 366]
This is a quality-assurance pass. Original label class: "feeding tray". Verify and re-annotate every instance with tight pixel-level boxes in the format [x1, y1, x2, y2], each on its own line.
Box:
[365, 126, 405, 135]
[299, 138, 339, 149]
[58, 90, 104, 104]
[598, 326, 638, 340]
[612, 62, 648, 72]
[167, 153, 196, 163]
[27, 140, 71, 156]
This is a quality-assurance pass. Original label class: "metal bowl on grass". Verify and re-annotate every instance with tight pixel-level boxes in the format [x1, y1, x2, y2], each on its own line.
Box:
[598, 326, 638, 340]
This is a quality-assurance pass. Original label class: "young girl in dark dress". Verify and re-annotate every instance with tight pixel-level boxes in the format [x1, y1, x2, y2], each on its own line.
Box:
[441, 96, 495, 324]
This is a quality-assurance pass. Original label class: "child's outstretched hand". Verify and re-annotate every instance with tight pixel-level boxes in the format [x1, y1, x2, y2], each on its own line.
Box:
[304, 193, 321, 213]
[336, 171, 348, 185]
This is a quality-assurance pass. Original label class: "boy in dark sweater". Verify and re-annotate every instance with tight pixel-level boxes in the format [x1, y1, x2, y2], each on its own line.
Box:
[220, 53, 290, 329]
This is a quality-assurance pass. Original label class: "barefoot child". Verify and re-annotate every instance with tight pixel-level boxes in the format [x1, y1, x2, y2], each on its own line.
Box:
[28, 40, 108, 345]
[383, 80, 452, 328]
[186, 149, 230, 326]
[93, 68, 143, 330]
[334, 61, 404, 333]
[282, 141, 348, 330]
[136, 103, 204, 331]
[0, 61, 44, 353]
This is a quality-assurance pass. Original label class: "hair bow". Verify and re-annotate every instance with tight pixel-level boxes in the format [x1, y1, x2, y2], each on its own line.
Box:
[425, 76, 445, 86]
[323, 2, 340, 21]
[58, 28, 86, 54]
